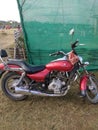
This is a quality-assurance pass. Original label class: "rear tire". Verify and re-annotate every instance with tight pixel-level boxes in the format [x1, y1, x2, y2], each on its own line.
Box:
[1, 72, 30, 101]
[86, 75, 98, 104]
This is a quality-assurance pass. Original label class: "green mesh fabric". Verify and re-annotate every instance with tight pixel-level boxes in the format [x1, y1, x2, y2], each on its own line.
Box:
[17, 0, 98, 70]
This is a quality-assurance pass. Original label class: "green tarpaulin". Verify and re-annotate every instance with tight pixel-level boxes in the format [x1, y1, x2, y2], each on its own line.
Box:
[17, 0, 98, 70]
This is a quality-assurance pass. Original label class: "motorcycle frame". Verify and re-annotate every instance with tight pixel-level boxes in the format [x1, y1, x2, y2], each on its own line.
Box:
[0, 61, 90, 97]
[0, 49, 90, 97]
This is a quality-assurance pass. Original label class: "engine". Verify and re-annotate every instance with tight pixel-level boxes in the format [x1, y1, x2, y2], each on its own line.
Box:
[48, 68, 66, 94]
[48, 77, 66, 94]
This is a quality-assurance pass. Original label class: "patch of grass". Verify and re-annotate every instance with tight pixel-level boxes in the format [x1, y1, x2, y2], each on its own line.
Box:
[0, 73, 98, 130]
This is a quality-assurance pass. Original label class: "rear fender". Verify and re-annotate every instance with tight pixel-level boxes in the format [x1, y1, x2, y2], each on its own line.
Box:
[0, 70, 5, 78]
[0, 63, 5, 70]
[80, 75, 88, 97]
[0, 63, 23, 77]
[0, 63, 5, 78]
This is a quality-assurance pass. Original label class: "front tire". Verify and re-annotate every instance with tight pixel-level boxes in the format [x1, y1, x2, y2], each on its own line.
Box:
[1, 72, 30, 101]
[86, 75, 98, 104]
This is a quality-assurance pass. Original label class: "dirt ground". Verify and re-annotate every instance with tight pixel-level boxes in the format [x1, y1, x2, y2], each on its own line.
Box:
[0, 29, 15, 49]
[0, 30, 98, 130]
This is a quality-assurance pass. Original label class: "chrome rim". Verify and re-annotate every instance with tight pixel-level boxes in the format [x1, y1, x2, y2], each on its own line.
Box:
[5, 75, 28, 97]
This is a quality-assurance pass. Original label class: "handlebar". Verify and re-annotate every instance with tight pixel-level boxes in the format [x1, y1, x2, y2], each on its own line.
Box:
[49, 40, 80, 57]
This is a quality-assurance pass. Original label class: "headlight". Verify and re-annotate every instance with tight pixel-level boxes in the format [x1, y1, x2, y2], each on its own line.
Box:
[78, 56, 83, 63]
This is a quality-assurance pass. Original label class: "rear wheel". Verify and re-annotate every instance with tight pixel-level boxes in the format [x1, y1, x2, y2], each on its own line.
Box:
[1, 72, 30, 101]
[86, 75, 98, 104]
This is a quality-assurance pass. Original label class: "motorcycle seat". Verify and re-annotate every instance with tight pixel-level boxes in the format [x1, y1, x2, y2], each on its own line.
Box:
[7, 59, 45, 74]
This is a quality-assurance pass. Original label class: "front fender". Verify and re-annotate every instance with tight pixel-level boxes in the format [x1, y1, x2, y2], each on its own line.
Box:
[80, 75, 88, 97]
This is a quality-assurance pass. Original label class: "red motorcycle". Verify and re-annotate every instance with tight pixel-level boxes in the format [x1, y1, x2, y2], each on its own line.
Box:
[0, 31, 98, 104]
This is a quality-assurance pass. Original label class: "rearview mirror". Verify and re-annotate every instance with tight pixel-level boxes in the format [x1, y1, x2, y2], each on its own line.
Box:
[69, 28, 74, 36]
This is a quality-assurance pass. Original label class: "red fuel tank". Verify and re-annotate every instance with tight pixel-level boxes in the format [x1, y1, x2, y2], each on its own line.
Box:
[46, 60, 73, 71]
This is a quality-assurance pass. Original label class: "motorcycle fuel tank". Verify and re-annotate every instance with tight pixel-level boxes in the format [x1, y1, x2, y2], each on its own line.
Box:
[46, 60, 73, 71]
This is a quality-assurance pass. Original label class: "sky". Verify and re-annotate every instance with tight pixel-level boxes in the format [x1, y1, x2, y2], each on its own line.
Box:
[0, 0, 20, 22]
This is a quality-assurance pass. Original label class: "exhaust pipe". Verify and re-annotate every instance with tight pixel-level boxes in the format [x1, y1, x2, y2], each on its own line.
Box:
[15, 87, 65, 97]
[15, 87, 31, 95]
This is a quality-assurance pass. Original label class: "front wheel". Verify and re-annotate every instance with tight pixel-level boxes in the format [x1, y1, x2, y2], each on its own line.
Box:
[1, 72, 30, 101]
[86, 75, 98, 104]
